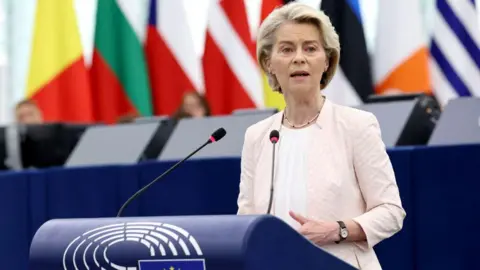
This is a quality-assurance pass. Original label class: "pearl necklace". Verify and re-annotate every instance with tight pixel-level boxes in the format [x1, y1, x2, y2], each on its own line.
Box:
[283, 110, 320, 128]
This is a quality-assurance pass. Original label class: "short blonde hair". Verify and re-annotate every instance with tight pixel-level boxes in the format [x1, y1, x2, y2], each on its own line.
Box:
[256, 2, 340, 92]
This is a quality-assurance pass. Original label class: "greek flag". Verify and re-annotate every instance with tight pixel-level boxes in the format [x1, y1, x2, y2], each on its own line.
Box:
[430, 0, 480, 106]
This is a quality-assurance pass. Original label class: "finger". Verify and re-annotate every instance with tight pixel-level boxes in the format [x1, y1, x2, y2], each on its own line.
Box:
[289, 211, 308, 224]
[289, 211, 303, 224]
[289, 211, 309, 225]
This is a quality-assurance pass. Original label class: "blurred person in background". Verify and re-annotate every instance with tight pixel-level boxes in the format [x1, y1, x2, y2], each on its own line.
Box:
[172, 91, 211, 120]
[237, 3, 405, 270]
[15, 99, 43, 125]
[117, 112, 139, 124]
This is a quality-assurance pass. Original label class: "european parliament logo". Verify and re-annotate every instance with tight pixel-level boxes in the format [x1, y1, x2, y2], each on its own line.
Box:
[62, 222, 205, 270]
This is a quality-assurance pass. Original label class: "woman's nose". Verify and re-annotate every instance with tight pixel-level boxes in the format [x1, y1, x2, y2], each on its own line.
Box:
[292, 49, 306, 64]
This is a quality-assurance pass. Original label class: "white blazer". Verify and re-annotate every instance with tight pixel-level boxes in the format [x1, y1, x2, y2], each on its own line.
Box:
[237, 98, 406, 269]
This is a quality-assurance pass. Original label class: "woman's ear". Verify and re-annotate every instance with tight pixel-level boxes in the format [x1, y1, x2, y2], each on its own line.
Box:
[264, 58, 274, 75]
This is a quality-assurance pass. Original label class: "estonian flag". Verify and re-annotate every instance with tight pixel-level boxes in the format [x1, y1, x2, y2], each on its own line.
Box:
[320, 0, 375, 105]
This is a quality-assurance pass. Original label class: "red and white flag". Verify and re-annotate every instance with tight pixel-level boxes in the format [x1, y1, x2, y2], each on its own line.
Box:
[202, 0, 263, 115]
[145, 0, 204, 115]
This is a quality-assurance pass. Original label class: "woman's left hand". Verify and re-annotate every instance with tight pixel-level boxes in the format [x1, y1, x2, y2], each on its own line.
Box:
[289, 211, 340, 246]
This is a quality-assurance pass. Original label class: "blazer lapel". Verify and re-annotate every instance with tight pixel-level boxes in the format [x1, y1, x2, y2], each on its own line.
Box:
[306, 98, 331, 217]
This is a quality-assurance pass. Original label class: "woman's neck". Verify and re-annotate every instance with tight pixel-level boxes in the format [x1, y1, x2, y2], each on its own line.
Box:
[284, 91, 324, 126]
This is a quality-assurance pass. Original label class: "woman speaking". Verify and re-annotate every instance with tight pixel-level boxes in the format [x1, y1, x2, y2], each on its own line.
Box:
[237, 2, 405, 269]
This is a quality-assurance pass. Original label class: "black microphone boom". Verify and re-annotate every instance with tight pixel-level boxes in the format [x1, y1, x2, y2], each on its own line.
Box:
[116, 127, 227, 217]
[266, 130, 279, 214]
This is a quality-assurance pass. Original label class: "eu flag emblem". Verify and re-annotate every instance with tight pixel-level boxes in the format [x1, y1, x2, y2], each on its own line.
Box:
[139, 259, 206, 270]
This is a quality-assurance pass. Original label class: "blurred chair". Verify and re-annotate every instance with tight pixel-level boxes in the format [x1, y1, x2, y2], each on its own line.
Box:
[3, 125, 23, 171]
[357, 94, 440, 147]
[65, 119, 176, 168]
[159, 111, 275, 161]
[232, 108, 278, 116]
[1, 123, 90, 171]
[0, 126, 8, 170]
[428, 97, 480, 146]
[134, 115, 169, 123]
[20, 123, 91, 169]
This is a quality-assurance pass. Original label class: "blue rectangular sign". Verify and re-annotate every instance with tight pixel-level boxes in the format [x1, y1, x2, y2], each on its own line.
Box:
[139, 259, 206, 270]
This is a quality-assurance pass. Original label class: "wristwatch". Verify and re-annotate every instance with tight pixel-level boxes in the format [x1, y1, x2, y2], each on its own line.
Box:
[335, 221, 348, 244]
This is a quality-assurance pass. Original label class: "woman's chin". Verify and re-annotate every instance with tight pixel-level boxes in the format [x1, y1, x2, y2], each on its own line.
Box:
[287, 83, 316, 94]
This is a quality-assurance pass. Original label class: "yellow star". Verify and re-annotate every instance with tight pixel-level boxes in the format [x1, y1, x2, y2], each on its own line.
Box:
[170, 267, 175, 270]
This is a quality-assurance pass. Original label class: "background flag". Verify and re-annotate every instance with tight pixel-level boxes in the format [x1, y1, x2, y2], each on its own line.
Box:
[320, 0, 373, 106]
[374, 0, 431, 95]
[145, 0, 204, 116]
[202, 0, 263, 115]
[259, 0, 286, 111]
[26, 0, 94, 122]
[429, 0, 480, 106]
[90, 0, 153, 124]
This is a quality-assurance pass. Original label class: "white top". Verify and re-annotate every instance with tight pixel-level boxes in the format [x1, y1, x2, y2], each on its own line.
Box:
[273, 125, 313, 230]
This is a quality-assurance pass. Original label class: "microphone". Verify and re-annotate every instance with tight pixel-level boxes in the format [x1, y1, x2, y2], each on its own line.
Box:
[266, 130, 279, 214]
[116, 127, 227, 217]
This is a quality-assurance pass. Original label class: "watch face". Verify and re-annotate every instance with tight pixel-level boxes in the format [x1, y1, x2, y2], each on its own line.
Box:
[341, 229, 348, 238]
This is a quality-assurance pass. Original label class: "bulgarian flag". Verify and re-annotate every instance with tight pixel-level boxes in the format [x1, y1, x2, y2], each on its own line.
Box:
[25, 0, 94, 123]
[90, 0, 153, 124]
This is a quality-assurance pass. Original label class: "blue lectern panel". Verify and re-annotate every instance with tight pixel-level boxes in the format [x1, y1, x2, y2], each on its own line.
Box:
[29, 215, 354, 270]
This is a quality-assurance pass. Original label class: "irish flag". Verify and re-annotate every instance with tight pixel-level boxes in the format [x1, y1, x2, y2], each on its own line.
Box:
[373, 0, 431, 95]
[90, 0, 153, 124]
[26, 0, 94, 123]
